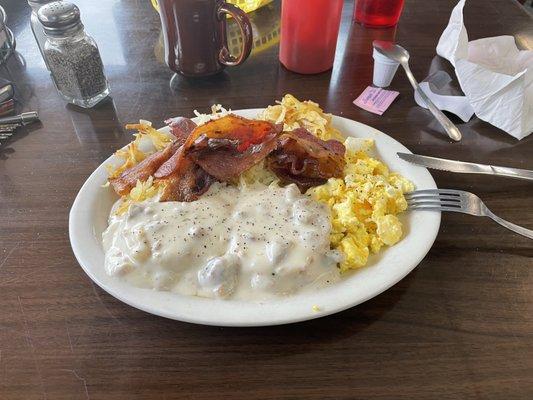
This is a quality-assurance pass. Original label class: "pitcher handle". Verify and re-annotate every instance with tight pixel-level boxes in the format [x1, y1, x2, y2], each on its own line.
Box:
[217, 2, 253, 67]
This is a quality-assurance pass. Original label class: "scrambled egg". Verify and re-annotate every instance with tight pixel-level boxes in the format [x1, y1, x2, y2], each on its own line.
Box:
[309, 137, 414, 272]
[260, 94, 344, 142]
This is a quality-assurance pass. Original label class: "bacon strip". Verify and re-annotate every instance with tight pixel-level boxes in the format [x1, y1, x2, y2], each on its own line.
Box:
[155, 115, 279, 182]
[158, 156, 215, 202]
[186, 116, 279, 181]
[184, 115, 279, 152]
[165, 117, 197, 146]
[112, 115, 343, 203]
[267, 128, 345, 192]
[154, 145, 186, 179]
[110, 142, 179, 196]
[191, 140, 278, 181]
[290, 128, 345, 156]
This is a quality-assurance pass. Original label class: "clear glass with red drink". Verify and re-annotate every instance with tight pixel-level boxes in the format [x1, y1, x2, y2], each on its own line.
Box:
[279, 0, 344, 74]
[355, 0, 405, 28]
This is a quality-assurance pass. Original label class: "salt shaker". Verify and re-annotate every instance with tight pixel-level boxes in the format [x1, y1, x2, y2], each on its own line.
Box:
[38, 1, 109, 108]
[28, 0, 54, 69]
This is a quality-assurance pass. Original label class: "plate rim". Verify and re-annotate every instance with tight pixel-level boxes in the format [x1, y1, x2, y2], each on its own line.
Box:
[69, 109, 440, 326]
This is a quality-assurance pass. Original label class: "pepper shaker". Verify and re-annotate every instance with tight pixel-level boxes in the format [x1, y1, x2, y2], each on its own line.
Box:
[38, 1, 110, 108]
[0, 5, 16, 65]
[28, 0, 54, 69]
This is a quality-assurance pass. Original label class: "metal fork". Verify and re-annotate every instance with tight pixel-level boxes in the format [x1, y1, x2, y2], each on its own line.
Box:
[406, 189, 533, 239]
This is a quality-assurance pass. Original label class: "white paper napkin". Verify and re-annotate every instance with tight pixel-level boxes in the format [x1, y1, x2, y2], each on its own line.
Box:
[436, 0, 533, 140]
[414, 70, 475, 122]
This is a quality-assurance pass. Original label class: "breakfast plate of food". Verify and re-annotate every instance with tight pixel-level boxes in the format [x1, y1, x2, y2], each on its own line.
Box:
[69, 95, 440, 326]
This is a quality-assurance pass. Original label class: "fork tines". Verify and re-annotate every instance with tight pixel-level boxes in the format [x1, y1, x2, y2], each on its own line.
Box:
[405, 189, 462, 211]
[406, 189, 533, 239]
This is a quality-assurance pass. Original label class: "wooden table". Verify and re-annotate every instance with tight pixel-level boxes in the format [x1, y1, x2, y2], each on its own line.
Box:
[1, 0, 532, 398]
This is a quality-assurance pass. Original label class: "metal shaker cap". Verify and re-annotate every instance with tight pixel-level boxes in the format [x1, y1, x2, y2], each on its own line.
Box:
[37, 1, 83, 37]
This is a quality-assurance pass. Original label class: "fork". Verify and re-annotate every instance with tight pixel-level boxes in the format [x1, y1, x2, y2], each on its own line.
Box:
[406, 189, 533, 239]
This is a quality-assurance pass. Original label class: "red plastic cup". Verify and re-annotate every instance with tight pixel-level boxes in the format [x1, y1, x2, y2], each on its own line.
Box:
[279, 0, 344, 74]
[354, 0, 405, 28]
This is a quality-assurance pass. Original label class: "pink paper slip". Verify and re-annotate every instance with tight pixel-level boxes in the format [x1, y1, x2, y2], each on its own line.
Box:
[353, 86, 400, 115]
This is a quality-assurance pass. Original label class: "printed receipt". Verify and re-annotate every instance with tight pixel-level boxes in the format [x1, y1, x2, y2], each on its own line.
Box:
[353, 86, 399, 115]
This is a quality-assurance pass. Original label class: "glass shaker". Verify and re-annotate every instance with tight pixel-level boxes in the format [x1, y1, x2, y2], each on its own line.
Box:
[28, 0, 54, 68]
[37, 1, 110, 108]
[0, 4, 16, 65]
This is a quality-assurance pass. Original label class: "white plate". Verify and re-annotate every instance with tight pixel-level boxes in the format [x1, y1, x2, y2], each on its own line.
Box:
[69, 109, 440, 326]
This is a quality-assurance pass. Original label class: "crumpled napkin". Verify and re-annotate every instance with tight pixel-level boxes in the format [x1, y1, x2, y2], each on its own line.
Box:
[435, 0, 533, 140]
[414, 70, 475, 122]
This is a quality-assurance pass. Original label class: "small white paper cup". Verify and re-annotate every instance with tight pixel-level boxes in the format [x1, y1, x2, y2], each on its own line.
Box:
[372, 48, 400, 88]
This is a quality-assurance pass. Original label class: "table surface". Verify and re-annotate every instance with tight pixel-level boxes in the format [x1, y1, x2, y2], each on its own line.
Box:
[1, 0, 532, 399]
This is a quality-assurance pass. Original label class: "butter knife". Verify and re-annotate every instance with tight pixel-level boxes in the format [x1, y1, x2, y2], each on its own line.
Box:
[397, 152, 533, 182]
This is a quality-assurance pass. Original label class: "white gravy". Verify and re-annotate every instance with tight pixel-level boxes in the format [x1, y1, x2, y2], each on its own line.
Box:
[102, 183, 341, 300]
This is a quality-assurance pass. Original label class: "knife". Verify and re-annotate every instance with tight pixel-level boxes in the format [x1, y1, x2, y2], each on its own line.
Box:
[397, 152, 533, 182]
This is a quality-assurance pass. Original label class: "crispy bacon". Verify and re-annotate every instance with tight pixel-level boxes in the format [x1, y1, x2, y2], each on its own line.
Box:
[155, 115, 279, 182]
[158, 156, 215, 202]
[186, 116, 279, 180]
[110, 114, 279, 202]
[110, 118, 196, 197]
[165, 117, 197, 146]
[184, 115, 279, 152]
[111, 115, 342, 203]
[291, 128, 345, 156]
[110, 142, 179, 196]
[191, 140, 278, 181]
[154, 145, 186, 179]
[267, 128, 345, 192]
